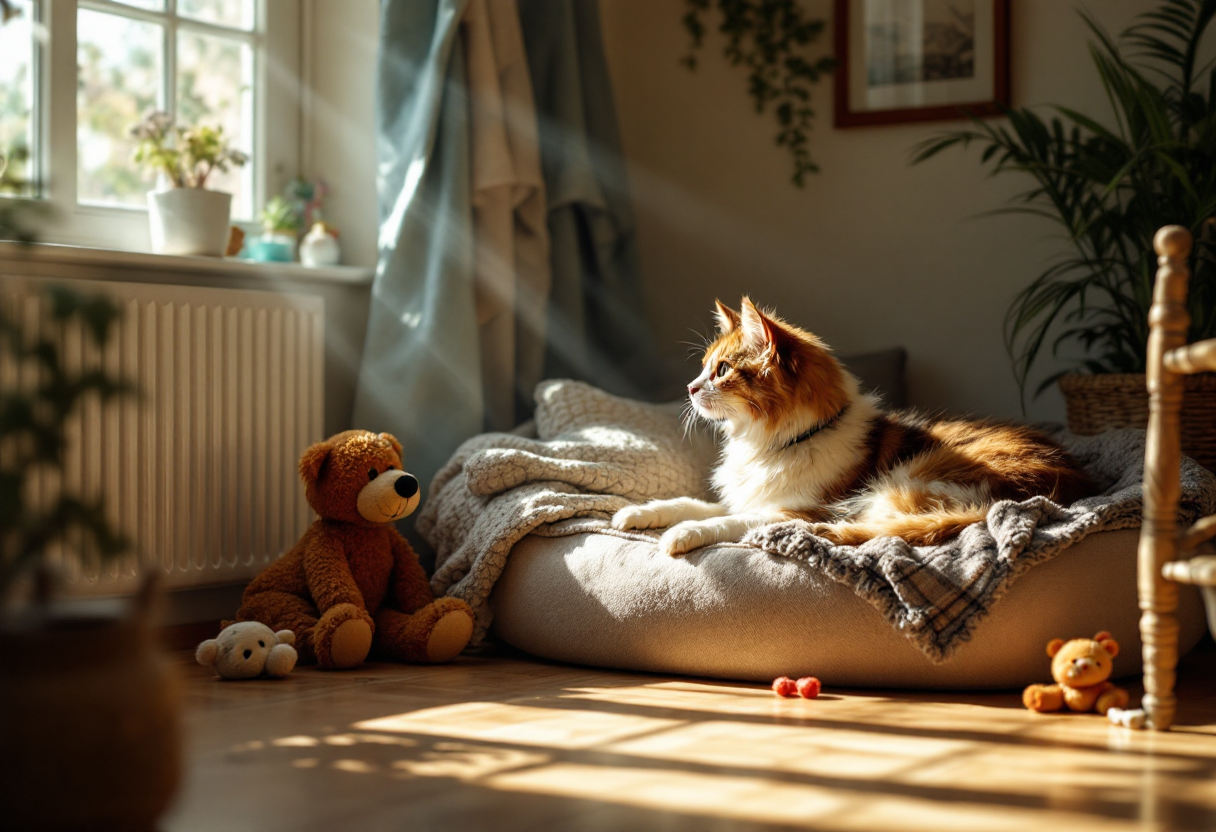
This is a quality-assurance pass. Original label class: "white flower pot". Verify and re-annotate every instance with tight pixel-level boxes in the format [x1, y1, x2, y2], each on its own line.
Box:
[147, 188, 232, 257]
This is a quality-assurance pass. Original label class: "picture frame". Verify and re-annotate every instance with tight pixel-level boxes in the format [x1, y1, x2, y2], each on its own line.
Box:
[834, 0, 1010, 128]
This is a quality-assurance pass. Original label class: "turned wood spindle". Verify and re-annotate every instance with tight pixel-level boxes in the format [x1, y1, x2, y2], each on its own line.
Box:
[1138, 225, 1193, 731]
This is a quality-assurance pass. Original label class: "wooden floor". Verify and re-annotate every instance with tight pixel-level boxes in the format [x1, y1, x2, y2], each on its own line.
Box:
[162, 638, 1216, 832]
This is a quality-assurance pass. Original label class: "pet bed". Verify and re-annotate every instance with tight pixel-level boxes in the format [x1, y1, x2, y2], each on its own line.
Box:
[419, 379, 1214, 688]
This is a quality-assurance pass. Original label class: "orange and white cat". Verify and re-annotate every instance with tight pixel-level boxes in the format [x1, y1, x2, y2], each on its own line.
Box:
[612, 297, 1095, 556]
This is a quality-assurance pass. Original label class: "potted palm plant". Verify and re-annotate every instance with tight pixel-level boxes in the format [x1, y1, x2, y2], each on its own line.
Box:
[0, 286, 182, 832]
[132, 110, 249, 257]
[913, 0, 1216, 466]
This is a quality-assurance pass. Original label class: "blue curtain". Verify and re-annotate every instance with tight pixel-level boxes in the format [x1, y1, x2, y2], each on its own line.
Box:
[353, 0, 661, 549]
[353, 0, 477, 513]
[517, 0, 661, 398]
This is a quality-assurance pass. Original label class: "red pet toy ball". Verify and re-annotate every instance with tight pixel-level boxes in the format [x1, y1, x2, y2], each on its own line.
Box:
[796, 676, 821, 699]
[771, 676, 798, 697]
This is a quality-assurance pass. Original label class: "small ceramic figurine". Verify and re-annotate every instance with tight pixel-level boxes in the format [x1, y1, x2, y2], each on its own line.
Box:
[300, 222, 340, 267]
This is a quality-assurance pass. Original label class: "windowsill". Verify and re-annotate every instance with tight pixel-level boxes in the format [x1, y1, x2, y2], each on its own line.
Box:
[0, 240, 375, 286]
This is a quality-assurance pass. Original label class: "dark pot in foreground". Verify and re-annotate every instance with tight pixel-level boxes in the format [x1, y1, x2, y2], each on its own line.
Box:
[0, 592, 182, 832]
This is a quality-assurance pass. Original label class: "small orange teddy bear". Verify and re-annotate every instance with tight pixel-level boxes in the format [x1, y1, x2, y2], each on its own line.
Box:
[1022, 631, 1131, 715]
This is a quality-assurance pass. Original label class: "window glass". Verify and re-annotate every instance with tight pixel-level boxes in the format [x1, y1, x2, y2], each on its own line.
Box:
[178, 0, 254, 31]
[176, 28, 254, 218]
[77, 8, 164, 207]
[0, 0, 36, 193]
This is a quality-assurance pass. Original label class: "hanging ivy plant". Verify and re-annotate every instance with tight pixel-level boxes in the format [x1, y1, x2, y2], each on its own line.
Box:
[681, 0, 836, 186]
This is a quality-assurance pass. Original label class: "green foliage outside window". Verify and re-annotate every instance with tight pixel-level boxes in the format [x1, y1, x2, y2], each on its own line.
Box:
[77, 9, 251, 208]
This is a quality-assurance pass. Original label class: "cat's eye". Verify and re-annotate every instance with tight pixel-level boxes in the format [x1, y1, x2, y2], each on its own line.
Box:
[715, 361, 730, 378]
[368, 468, 379, 480]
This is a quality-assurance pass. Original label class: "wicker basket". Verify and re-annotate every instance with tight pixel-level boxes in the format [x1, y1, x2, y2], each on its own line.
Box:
[1058, 372, 1216, 470]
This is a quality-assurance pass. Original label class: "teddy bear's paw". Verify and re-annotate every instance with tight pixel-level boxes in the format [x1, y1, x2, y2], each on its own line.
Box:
[1022, 683, 1064, 713]
[1096, 687, 1131, 716]
[330, 618, 373, 669]
[316, 603, 374, 670]
[264, 643, 299, 678]
[426, 606, 474, 663]
[611, 503, 668, 531]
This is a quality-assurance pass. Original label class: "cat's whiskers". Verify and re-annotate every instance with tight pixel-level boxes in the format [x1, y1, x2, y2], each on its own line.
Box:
[679, 399, 699, 443]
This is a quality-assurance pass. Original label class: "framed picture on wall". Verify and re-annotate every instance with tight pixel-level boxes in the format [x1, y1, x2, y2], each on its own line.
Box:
[834, 0, 1010, 127]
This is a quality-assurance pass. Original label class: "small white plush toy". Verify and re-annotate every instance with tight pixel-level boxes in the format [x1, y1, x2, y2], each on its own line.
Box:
[196, 622, 298, 680]
[1108, 706, 1148, 730]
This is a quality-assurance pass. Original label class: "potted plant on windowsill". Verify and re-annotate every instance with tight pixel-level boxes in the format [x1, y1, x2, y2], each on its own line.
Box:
[0, 146, 49, 244]
[246, 194, 303, 262]
[132, 110, 249, 257]
[0, 286, 182, 832]
[913, 0, 1216, 466]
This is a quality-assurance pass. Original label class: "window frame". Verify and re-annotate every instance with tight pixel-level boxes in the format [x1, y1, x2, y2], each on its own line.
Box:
[26, 0, 300, 252]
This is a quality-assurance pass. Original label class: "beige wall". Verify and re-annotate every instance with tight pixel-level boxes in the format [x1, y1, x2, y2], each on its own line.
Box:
[307, 0, 1164, 422]
[303, 0, 381, 270]
[599, 0, 1155, 422]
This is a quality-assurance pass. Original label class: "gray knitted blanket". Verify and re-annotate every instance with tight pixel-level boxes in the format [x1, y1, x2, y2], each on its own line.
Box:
[421, 379, 1216, 662]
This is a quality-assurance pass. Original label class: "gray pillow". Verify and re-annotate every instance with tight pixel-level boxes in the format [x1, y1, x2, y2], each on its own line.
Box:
[490, 528, 1207, 689]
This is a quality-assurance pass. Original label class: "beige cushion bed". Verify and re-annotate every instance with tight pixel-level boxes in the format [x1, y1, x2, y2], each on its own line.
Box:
[422, 375, 1215, 690]
[490, 527, 1208, 689]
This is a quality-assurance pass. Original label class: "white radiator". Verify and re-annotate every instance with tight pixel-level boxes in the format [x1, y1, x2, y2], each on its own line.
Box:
[0, 275, 325, 594]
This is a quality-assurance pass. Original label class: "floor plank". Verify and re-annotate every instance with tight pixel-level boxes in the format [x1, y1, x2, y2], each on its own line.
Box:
[161, 638, 1216, 832]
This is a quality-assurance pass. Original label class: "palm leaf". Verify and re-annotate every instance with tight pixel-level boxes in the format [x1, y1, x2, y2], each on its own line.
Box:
[912, 0, 1216, 405]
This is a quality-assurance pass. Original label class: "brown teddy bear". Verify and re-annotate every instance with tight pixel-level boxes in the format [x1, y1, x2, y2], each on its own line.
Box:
[233, 430, 473, 670]
[1022, 631, 1131, 715]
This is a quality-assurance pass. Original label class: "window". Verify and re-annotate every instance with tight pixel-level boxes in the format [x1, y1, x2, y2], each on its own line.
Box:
[76, 0, 256, 217]
[1, 0, 300, 250]
[0, 0, 40, 195]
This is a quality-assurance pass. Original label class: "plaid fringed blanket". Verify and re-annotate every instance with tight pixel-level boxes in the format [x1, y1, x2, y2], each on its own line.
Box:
[421, 380, 1216, 662]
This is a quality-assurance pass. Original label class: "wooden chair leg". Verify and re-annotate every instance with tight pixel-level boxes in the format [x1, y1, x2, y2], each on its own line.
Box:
[1138, 225, 1193, 731]
[1139, 562, 1180, 730]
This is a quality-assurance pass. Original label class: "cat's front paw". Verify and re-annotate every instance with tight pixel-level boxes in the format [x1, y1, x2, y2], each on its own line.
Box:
[659, 520, 721, 557]
[612, 503, 668, 531]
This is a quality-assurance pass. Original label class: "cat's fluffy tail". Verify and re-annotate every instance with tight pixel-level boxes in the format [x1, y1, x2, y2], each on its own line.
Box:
[811, 506, 989, 547]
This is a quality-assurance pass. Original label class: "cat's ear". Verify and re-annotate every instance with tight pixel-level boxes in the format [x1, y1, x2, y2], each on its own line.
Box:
[714, 300, 741, 334]
[740, 297, 780, 352]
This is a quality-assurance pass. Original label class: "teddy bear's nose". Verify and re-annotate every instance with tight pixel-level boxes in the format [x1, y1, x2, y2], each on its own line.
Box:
[243, 649, 252, 660]
[395, 474, 419, 499]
